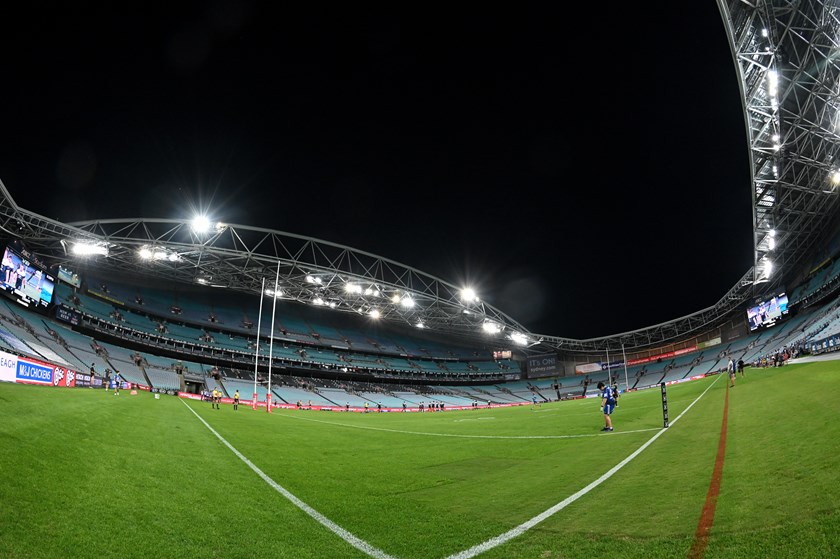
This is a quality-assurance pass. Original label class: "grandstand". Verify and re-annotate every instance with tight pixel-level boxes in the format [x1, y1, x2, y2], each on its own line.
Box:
[0, 0, 835, 427]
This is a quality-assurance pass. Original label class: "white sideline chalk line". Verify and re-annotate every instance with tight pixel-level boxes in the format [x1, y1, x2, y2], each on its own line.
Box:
[184, 376, 719, 559]
[443, 375, 723, 559]
[277, 413, 659, 439]
[181, 400, 397, 559]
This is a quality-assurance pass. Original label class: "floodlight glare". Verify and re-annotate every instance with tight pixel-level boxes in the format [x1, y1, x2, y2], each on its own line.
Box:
[768, 237, 776, 250]
[832, 171, 840, 185]
[461, 287, 477, 302]
[72, 242, 108, 256]
[510, 332, 528, 345]
[369, 309, 380, 319]
[312, 297, 325, 305]
[415, 321, 425, 329]
[265, 288, 283, 298]
[400, 297, 415, 308]
[306, 275, 316, 283]
[344, 283, 362, 294]
[482, 321, 501, 334]
[391, 294, 401, 304]
[191, 215, 211, 234]
[139, 248, 153, 260]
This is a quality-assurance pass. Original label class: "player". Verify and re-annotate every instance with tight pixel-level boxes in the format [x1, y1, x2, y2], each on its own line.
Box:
[212, 387, 220, 409]
[598, 381, 616, 432]
[113, 371, 121, 396]
[233, 390, 240, 411]
[531, 394, 539, 409]
[728, 359, 736, 387]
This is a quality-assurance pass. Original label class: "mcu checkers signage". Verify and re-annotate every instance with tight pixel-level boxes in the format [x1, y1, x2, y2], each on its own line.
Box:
[526, 353, 558, 375]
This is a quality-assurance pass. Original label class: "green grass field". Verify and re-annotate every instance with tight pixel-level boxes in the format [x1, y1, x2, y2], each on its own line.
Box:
[1, 362, 838, 558]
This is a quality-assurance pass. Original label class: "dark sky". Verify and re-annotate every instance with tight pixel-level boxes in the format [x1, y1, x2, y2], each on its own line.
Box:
[1, 3, 753, 339]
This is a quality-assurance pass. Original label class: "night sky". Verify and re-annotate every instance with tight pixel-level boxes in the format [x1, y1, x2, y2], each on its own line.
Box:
[1, 3, 753, 339]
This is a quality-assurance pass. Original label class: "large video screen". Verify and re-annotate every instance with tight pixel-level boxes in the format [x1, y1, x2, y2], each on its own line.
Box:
[0, 245, 55, 309]
[746, 293, 789, 331]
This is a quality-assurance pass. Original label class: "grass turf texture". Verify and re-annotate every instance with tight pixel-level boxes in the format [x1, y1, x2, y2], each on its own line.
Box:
[0, 362, 837, 558]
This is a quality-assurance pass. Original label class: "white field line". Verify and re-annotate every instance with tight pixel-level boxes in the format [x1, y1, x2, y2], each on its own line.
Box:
[180, 399, 398, 559]
[276, 412, 660, 439]
[184, 376, 719, 559]
[443, 375, 722, 559]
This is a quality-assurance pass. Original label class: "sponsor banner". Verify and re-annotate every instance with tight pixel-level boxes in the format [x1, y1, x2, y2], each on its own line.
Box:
[627, 346, 697, 366]
[55, 305, 81, 326]
[0, 351, 17, 382]
[526, 353, 559, 375]
[74, 372, 93, 387]
[697, 337, 721, 349]
[575, 362, 602, 375]
[16, 357, 54, 384]
[601, 360, 624, 370]
[52, 367, 76, 387]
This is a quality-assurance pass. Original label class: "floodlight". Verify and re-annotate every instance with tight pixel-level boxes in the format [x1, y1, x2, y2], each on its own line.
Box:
[391, 294, 401, 304]
[265, 288, 283, 298]
[139, 248, 153, 260]
[72, 242, 108, 256]
[168, 252, 180, 262]
[461, 287, 477, 302]
[767, 70, 778, 95]
[369, 309, 380, 319]
[345, 283, 362, 294]
[768, 237, 776, 250]
[328, 301, 336, 308]
[312, 297, 325, 306]
[306, 275, 316, 283]
[482, 321, 501, 334]
[400, 297, 415, 308]
[510, 332, 528, 345]
[153, 250, 168, 260]
[761, 28, 768, 37]
[415, 321, 425, 329]
[196, 278, 208, 285]
[832, 171, 840, 185]
[191, 215, 211, 234]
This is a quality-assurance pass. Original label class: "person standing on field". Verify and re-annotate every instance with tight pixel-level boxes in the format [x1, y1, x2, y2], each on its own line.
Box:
[598, 381, 616, 432]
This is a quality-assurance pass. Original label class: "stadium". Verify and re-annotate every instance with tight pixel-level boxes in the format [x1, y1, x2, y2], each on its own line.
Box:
[2, 3, 840, 558]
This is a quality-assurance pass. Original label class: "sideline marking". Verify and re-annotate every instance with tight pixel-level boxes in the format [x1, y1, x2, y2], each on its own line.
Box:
[184, 377, 720, 559]
[180, 399, 397, 559]
[443, 375, 723, 559]
[276, 412, 659, 439]
[687, 382, 730, 559]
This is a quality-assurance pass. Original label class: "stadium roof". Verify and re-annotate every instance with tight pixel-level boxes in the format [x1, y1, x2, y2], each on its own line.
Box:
[2, 2, 840, 355]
